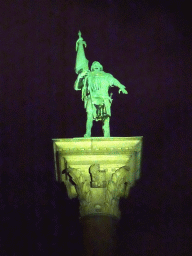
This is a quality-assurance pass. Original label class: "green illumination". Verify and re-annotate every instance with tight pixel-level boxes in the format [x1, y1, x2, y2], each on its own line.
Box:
[74, 31, 128, 138]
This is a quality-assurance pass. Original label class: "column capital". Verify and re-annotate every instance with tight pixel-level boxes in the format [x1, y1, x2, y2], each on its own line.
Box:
[53, 137, 143, 218]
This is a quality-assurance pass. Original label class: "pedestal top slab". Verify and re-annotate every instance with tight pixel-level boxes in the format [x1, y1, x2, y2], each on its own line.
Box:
[53, 136, 142, 152]
[52, 137, 143, 183]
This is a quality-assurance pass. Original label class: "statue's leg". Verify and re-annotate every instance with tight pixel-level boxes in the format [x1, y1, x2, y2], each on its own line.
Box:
[84, 112, 93, 137]
[84, 100, 93, 138]
[102, 117, 110, 137]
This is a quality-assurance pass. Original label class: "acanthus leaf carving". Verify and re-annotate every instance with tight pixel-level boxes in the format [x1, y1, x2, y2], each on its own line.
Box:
[62, 161, 132, 218]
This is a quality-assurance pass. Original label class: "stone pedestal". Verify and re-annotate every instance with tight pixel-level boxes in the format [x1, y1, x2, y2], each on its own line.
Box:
[53, 137, 142, 255]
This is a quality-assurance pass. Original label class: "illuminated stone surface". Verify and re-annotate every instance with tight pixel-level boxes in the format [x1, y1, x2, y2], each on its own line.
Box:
[74, 31, 128, 137]
[53, 137, 143, 219]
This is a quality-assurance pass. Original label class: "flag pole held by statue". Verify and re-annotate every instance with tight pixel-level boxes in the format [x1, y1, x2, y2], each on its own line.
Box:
[75, 31, 89, 74]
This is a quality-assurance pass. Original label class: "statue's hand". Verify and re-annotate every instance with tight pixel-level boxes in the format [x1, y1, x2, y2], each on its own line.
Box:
[119, 88, 128, 94]
[78, 70, 89, 79]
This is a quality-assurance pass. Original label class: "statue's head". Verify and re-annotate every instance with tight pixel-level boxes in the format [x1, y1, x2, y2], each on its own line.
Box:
[91, 61, 103, 71]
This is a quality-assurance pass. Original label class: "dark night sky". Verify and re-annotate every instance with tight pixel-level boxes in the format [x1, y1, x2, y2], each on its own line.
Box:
[0, 1, 191, 255]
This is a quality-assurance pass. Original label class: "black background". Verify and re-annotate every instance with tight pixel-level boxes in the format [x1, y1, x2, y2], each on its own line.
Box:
[0, 0, 191, 255]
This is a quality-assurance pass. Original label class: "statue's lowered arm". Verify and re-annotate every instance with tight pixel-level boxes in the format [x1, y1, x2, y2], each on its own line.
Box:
[111, 76, 128, 94]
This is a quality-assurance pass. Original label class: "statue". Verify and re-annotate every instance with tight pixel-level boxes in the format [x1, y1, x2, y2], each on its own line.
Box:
[74, 31, 128, 137]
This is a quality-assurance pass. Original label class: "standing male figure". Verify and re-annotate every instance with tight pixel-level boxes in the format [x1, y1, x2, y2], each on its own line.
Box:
[74, 32, 128, 137]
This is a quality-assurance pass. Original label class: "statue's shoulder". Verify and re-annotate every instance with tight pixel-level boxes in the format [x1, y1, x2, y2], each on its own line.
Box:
[102, 72, 113, 78]
[106, 72, 113, 77]
[104, 72, 114, 82]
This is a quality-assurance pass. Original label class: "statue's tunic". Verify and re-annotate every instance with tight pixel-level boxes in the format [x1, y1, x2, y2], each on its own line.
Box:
[81, 71, 122, 121]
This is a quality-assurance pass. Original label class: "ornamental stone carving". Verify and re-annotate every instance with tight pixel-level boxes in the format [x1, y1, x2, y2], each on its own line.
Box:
[53, 137, 143, 219]
[62, 162, 131, 218]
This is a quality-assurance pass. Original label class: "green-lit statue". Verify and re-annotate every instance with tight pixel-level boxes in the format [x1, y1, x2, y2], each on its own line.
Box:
[74, 31, 128, 137]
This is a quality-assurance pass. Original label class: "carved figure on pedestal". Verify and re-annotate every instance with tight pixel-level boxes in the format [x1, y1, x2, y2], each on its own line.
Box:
[74, 31, 128, 137]
[89, 163, 106, 188]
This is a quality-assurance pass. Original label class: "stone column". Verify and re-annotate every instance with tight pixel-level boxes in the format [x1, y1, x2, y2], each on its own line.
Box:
[53, 137, 142, 255]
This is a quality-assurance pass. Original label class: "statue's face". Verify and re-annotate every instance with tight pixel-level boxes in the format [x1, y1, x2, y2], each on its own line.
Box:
[91, 61, 103, 71]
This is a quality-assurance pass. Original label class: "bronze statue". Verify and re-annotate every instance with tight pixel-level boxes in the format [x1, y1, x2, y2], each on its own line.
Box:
[74, 31, 128, 137]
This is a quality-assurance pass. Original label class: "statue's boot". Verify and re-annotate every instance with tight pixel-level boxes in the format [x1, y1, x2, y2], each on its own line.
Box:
[84, 133, 91, 138]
